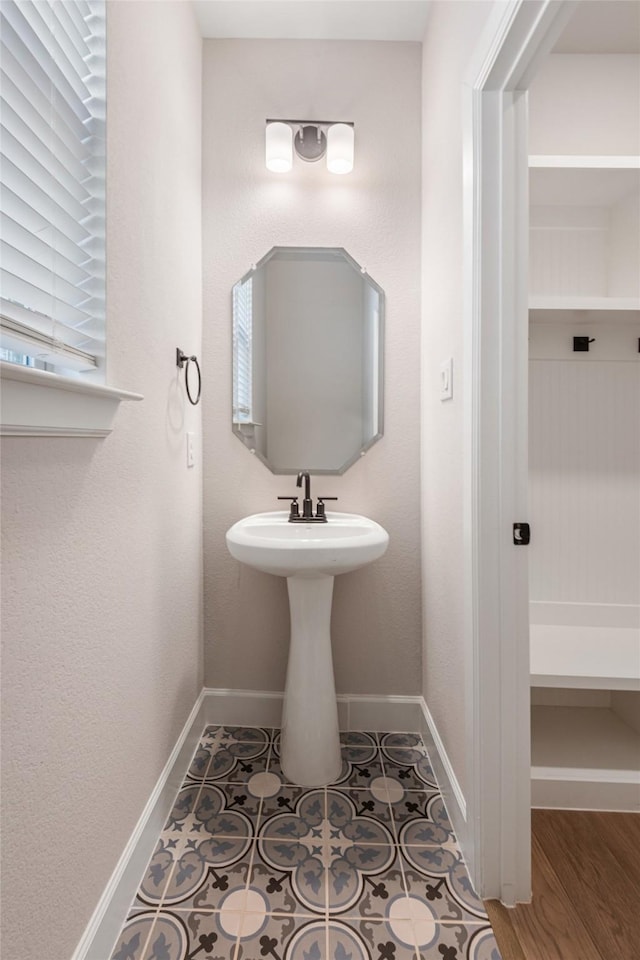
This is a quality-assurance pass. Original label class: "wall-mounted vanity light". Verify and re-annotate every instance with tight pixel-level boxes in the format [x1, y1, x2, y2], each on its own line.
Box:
[265, 120, 355, 174]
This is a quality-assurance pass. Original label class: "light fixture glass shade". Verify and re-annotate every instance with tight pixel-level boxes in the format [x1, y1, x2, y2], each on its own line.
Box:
[326, 123, 354, 174]
[265, 121, 293, 172]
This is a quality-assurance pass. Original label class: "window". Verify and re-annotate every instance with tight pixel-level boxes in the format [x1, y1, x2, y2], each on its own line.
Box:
[233, 276, 253, 423]
[0, 0, 106, 376]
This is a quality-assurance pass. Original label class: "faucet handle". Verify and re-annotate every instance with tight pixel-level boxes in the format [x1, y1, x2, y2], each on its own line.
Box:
[315, 496, 337, 520]
[277, 496, 300, 520]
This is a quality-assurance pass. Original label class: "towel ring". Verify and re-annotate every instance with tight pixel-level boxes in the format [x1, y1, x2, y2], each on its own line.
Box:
[176, 348, 201, 406]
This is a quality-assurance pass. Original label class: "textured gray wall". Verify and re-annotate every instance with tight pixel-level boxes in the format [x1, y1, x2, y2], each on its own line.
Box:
[420, 1, 495, 798]
[202, 39, 423, 697]
[0, 4, 203, 956]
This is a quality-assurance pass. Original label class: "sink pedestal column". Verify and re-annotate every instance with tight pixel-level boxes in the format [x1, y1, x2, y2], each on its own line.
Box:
[281, 575, 342, 787]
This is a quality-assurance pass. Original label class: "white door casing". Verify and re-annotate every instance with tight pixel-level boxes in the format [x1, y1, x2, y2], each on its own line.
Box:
[462, 0, 577, 904]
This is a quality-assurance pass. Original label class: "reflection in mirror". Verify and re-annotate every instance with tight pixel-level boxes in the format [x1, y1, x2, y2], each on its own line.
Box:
[232, 247, 384, 475]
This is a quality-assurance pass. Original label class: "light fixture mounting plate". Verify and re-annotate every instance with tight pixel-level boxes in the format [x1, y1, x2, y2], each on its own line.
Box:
[294, 125, 327, 163]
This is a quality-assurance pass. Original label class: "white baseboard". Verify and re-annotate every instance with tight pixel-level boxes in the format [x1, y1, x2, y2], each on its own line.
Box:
[202, 687, 285, 727]
[72, 687, 426, 960]
[418, 699, 469, 865]
[201, 687, 424, 733]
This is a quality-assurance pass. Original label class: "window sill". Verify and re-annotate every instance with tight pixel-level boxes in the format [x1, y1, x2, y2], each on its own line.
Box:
[0, 362, 143, 437]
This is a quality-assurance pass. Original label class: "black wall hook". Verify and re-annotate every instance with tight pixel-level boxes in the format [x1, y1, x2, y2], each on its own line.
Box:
[176, 347, 201, 405]
[573, 336, 596, 352]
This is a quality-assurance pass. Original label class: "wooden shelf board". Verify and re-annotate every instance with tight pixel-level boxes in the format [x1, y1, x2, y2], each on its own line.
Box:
[531, 624, 640, 691]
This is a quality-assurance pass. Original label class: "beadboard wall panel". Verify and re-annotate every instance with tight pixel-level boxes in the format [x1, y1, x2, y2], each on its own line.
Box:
[530, 207, 609, 298]
[529, 360, 640, 607]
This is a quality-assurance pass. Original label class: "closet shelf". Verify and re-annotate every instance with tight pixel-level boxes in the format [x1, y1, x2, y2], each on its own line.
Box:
[529, 155, 640, 169]
[531, 706, 640, 812]
[529, 296, 640, 312]
[530, 624, 640, 691]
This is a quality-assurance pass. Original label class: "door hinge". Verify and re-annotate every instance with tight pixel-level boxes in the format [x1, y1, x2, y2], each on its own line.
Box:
[513, 522, 530, 545]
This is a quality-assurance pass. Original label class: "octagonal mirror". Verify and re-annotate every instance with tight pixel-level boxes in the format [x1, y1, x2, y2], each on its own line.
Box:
[232, 246, 384, 474]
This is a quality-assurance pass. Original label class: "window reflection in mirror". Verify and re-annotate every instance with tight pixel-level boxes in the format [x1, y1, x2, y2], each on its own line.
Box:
[232, 247, 384, 475]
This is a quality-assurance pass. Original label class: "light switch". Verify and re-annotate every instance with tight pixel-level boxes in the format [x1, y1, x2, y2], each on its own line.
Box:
[187, 431, 195, 468]
[440, 358, 453, 401]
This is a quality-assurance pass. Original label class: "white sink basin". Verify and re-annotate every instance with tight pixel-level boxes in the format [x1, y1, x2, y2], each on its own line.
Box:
[226, 510, 389, 578]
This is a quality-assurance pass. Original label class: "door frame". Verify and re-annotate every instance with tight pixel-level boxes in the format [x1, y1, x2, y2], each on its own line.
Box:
[462, 0, 577, 903]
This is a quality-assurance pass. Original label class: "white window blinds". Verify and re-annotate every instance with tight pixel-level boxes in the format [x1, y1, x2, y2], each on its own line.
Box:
[0, 0, 106, 374]
[233, 277, 253, 423]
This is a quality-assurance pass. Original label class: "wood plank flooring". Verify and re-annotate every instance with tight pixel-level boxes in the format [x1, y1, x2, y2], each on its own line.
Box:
[485, 810, 640, 960]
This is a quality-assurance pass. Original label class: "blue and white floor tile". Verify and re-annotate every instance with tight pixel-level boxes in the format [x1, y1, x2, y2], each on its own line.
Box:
[110, 728, 502, 960]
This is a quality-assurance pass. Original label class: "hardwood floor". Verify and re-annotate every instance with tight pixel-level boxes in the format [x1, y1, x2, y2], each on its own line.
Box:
[485, 810, 640, 960]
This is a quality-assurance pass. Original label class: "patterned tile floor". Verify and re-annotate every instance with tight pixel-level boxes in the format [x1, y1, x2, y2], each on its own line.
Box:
[110, 728, 502, 960]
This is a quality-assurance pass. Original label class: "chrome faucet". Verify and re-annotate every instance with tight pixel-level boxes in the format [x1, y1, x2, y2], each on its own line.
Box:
[277, 471, 337, 522]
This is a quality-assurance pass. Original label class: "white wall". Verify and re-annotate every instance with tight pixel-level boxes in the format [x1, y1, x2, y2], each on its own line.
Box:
[202, 39, 422, 696]
[420, 0, 494, 799]
[529, 54, 640, 155]
[0, 3, 203, 957]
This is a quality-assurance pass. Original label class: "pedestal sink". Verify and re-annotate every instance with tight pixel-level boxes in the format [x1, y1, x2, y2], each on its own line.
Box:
[225, 511, 389, 786]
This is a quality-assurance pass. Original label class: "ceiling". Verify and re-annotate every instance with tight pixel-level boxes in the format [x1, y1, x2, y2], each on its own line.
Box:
[193, 1, 640, 51]
[553, 0, 640, 54]
[193, 0, 431, 41]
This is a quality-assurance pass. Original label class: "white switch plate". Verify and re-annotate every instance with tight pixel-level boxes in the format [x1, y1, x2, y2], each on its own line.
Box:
[186, 431, 195, 467]
[440, 358, 453, 401]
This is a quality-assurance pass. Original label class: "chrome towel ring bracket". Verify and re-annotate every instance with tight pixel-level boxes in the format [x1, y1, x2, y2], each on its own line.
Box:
[176, 348, 201, 405]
